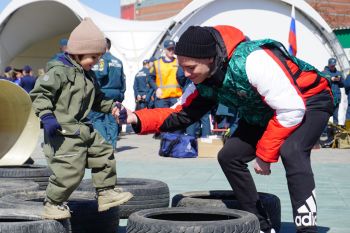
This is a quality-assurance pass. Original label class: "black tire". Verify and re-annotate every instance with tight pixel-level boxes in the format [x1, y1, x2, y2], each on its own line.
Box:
[78, 178, 170, 218]
[0, 208, 69, 233]
[0, 190, 119, 233]
[126, 207, 260, 233]
[172, 190, 281, 233]
[0, 179, 39, 197]
[0, 165, 52, 190]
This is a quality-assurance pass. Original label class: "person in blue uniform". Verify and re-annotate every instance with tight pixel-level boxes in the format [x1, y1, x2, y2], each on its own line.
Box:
[0, 66, 12, 80]
[50, 38, 68, 61]
[133, 59, 157, 110]
[89, 37, 126, 149]
[19, 65, 36, 93]
[322, 58, 344, 125]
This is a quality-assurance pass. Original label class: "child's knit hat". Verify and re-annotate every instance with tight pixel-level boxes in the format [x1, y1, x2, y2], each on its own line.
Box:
[66, 17, 106, 55]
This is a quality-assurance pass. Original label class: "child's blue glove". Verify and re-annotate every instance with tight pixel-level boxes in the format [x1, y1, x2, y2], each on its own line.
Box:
[40, 113, 62, 139]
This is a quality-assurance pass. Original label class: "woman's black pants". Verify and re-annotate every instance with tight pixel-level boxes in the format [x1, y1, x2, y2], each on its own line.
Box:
[218, 110, 330, 233]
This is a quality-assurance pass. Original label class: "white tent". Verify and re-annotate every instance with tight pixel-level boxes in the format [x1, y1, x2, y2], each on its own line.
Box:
[168, 0, 349, 71]
[0, 0, 171, 109]
[159, 0, 349, 124]
[0, 0, 347, 122]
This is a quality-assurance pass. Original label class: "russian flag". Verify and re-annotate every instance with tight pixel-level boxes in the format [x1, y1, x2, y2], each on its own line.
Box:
[288, 5, 297, 56]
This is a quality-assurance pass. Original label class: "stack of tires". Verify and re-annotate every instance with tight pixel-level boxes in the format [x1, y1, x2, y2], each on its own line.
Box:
[0, 179, 39, 196]
[171, 190, 281, 232]
[125, 190, 281, 233]
[0, 209, 70, 233]
[0, 164, 52, 190]
[0, 190, 118, 233]
[0, 169, 281, 233]
[0, 176, 171, 233]
[0, 178, 70, 233]
[77, 178, 170, 219]
[0, 164, 120, 233]
[127, 207, 260, 232]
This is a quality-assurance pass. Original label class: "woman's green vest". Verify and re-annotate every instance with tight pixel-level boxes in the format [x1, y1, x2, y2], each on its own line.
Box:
[197, 39, 326, 127]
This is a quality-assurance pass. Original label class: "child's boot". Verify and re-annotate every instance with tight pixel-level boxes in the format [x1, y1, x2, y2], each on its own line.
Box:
[42, 199, 71, 220]
[97, 187, 133, 212]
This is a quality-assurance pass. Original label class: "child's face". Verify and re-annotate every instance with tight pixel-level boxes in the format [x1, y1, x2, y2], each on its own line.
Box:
[79, 54, 102, 71]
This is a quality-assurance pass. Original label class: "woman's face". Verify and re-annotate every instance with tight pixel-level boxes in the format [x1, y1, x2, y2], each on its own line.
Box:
[177, 56, 214, 84]
[78, 54, 102, 71]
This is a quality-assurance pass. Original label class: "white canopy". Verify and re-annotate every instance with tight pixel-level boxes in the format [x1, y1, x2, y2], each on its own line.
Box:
[0, 0, 171, 109]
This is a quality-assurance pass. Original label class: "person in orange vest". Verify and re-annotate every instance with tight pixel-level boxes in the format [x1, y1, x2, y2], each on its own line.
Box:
[151, 40, 183, 108]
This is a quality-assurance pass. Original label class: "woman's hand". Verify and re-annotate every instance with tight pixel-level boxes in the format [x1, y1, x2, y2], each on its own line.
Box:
[254, 157, 271, 175]
[112, 102, 138, 124]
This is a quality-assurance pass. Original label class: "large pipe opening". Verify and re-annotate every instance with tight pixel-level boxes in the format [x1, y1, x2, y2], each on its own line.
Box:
[0, 80, 40, 165]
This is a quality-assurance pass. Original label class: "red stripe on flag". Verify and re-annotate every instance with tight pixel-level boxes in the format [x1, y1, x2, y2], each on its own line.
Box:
[288, 6, 297, 56]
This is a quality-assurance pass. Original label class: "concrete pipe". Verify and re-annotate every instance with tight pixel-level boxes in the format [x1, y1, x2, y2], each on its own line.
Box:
[0, 80, 40, 165]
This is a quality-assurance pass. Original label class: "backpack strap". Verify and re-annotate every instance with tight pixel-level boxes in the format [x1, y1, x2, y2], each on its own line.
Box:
[263, 44, 322, 94]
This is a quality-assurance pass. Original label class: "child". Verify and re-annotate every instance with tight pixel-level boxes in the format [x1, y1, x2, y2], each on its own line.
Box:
[30, 18, 133, 220]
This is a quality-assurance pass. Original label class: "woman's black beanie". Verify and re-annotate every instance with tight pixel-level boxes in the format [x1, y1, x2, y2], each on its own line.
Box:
[175, 26, 217, 58]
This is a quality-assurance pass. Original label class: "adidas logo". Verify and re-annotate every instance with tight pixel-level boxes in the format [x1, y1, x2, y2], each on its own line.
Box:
[295, 212, 317, 227]
[295, 190, 317, 227]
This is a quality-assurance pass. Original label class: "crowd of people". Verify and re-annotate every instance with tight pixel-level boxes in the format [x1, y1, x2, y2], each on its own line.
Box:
[2, 16, 350, 233]
[0, 38, 68, 94]
[0, 65, 39, 93]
